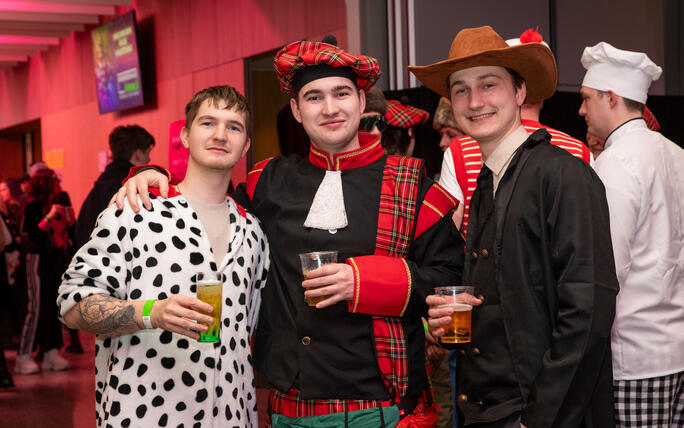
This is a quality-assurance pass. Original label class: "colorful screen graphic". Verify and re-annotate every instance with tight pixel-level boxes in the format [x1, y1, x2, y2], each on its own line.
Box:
[91, 11, 144, 113]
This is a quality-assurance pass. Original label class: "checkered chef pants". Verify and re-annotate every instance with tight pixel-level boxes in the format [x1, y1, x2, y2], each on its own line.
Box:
[614, 371, 684, 427]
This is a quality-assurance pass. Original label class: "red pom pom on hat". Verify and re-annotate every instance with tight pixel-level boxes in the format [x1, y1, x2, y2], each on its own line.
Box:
[520, 27, 543, 44]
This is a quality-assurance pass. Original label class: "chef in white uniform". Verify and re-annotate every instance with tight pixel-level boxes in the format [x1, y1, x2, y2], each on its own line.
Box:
[579, 41, 684, 427]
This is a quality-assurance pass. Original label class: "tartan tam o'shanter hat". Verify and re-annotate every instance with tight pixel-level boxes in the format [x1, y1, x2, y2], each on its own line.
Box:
[408, 26, 557, 103]
[385, 99, 430, 128]
[274, 40, 381, 95]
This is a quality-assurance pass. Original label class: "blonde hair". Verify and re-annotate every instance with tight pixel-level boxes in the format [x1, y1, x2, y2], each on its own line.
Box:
[432, 97, 459, 130]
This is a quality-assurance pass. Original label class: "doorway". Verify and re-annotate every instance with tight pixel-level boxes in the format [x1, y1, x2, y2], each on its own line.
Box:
[0, 119, 41, 180]
[245, 49, 308, 166]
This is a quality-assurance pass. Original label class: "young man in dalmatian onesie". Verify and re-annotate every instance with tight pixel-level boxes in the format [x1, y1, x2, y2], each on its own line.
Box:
[57, 85, 269, 428]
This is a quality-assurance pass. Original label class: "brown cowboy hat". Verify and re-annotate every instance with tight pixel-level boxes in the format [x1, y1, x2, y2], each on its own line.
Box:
[408, 26, 557, 103]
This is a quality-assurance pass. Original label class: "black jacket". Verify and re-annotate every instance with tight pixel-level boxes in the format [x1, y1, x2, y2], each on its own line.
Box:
[75, 159, 133, 248]
[460, 130, 618, 428]
[234, 149, 464, 401]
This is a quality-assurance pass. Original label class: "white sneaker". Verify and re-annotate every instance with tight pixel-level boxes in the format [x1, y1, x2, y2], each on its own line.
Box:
[42, 349, 69, 371]
[15, 354, 40, 375]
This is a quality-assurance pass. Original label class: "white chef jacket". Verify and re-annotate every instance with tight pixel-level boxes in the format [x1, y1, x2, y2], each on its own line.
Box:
[594, 118, 684, 380]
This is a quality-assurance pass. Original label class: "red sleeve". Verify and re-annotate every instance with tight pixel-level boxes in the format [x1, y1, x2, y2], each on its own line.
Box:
[246, 158, 273, 200]
[124, 164, 180, 186]
[449, 138, 470, 196]
[346, 255, 412, 316]
[414, 183, 458, 239]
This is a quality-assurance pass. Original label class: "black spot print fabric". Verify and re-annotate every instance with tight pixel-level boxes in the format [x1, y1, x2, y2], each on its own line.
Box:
[58, 196, 269, 427]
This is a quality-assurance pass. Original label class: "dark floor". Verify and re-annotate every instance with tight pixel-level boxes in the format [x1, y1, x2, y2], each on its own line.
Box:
[0, 332, 269, 428]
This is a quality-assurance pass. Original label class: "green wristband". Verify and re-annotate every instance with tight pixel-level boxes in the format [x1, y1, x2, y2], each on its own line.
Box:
[142, 299, 155, 329]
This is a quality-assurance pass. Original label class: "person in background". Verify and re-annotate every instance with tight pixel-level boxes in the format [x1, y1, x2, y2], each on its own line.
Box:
[75, 125, 155, 249]
[0, 179, 24, 230]
[433, 97, 465, 152]
[0, 178, 24, 286]
[579, 41, 684, 427]
[49, 175, 81, 353]
[17, 173, 30, 202]
[15, 169, 71, 374]
[381, 97, 430, 157]
[410, 25, 618, 427]
[586, 132, 606, 159]
[359, 86, 389, 137]
[0, 198, 15, 389]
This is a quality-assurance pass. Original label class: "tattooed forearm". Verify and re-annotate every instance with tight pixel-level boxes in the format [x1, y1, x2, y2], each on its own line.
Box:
[73, 295, 143, 337]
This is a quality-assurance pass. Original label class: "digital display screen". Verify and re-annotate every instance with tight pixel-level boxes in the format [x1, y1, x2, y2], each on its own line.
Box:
[91, 11, 144, 113]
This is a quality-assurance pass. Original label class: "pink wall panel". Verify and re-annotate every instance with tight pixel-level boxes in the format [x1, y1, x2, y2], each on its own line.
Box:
[189, 0, 246, 71]
[191, 60, 244, 94]
[0, 0, 346, 213]
[0, 62, 37, 128]
[137, 0, 194, 82]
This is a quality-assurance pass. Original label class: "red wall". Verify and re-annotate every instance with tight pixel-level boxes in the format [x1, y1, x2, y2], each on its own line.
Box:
[0, 0, 347, 212]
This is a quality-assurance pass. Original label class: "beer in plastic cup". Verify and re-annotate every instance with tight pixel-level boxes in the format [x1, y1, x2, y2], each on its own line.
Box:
[434, 286, 474, 348]
[298, 251, 338, 306]
[196, 272, 222, 342]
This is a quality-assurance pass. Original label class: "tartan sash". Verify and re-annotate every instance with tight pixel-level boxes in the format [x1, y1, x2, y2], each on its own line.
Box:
[267, 156, 424, 421]
[373, 155, 422, 402]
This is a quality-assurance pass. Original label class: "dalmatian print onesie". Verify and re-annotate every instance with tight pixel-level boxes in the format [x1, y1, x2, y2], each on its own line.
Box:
[58, 194, 269, 427]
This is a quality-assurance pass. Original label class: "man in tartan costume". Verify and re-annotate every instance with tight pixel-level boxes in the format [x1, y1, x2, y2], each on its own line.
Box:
[116, 37, 464, 427]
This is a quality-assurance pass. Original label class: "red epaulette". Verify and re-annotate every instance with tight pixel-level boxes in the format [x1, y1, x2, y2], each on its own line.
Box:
[123, 164, 177, 186]
[414, 183, 458, 238]
[246, 158, 273, 200]
[148, 185, 181, 198]
[226, 195, 247, 218]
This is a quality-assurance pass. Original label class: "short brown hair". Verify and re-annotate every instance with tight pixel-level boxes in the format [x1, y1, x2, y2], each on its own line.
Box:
[109, 125, 155, 161]
[622, 97, 645, 114]
[184, 85, 251, 129]
[504, 67, 525, 91]
[596, 90, 645, 114]
[364, 87, 387, 116]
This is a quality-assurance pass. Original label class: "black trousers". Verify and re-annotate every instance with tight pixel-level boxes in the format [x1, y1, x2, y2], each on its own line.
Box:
[19, 251, 67, 355]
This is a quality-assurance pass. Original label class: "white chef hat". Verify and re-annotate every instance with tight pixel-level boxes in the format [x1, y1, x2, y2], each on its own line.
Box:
[581, 42, 662, 104]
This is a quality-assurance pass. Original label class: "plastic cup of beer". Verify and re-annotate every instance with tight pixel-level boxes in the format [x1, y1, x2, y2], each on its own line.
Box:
[298, 251, 338, 306]
[196, 272, 223, 343]
[435, 286, 474, 348]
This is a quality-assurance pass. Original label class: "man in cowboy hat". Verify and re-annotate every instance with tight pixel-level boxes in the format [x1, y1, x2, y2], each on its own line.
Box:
[436, 29, 592, 236]
[579, 42, 684, 427]
[114, 37, 464, 427]
[410, 26, 618, 427]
